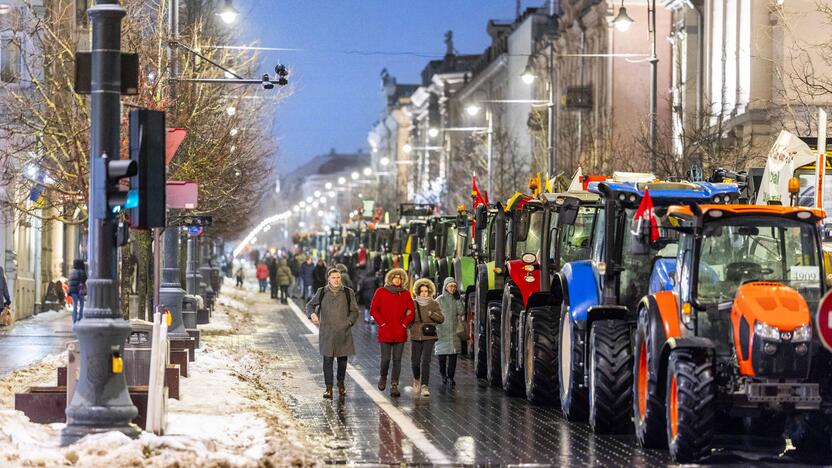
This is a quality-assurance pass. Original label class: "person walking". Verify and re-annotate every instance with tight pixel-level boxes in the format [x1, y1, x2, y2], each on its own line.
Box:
[313, 258, 327, 293]
[306, 268, 359, 399]
[301, 257, 316, 300]
[67, 259, 87, 323]
[410, 278, 444, 397]
[369, 268, 414, 397]
[335, 263, 353, 290]
[0, 265, 10, 327]
[435, 277, 464, 388]
[235, 264, 244, 287]
[358, 271, 381, 323]
[276, 258, 293, 304]
[268, 256, 279, 299]
[289, 253, 301, 298]
[256, 261, 269, 293]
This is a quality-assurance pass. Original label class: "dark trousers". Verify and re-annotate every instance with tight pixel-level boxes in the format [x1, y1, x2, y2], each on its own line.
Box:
[380, 342, 404, 383]
[411, 340, 435, 386]
[323, 356, 348, 386]
[270, 281, 278, 298]
[279, 285, 289, 302]
[438, 354, 458, 381]
[236, 276, 243, 287]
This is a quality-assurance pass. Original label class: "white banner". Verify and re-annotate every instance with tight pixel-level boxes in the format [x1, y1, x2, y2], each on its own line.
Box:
[755, 130, 816, 205]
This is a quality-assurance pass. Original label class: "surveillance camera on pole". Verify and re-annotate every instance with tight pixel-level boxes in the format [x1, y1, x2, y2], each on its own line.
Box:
[261, 73, 274, 90]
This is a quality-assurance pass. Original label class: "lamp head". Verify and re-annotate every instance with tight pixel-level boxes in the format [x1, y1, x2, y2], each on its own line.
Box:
[613, 6, 634, 32]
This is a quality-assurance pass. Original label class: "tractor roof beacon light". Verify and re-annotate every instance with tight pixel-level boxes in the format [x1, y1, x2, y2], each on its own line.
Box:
[613, 1, 634, 32]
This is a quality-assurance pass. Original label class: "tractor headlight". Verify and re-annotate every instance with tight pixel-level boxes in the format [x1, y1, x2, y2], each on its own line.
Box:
[521, 253, 537, 264]
[754, 321, 781, 341]
[791, 323, 812, 343]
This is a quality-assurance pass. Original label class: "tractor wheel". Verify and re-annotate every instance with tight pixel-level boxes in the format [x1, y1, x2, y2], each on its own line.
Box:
[787, 412, 832, 452]
[633, 308, 666, 448]
[486, 300, 502, 387]
[472, 295, 488, 379]
[524, 307, 557, 405]
[665, 348, 715, 463]
[558, 300, 588, 421]
[589, 320, 633, 434]
[500, 286, 525, 396]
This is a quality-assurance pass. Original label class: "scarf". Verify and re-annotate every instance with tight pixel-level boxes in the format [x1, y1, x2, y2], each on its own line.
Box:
[326, 283, 343, 294]
[384, 285, 406, 293]
[414, 295, 432, 306]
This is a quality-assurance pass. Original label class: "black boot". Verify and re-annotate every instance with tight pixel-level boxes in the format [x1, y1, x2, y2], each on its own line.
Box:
[378, 375, 387, 391]
[338, 382, 346, 398]
[323, 385, 333, 399]
[390, 383, 400, 398]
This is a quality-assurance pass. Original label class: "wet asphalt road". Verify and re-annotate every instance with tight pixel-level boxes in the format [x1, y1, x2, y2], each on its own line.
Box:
[0, 309, 74, 378]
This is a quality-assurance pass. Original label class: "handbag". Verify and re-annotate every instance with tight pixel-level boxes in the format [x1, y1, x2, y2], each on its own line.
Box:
[455, 316, 468, 341]
[416, 303, 437, 337]
[79, 282, 87, 296]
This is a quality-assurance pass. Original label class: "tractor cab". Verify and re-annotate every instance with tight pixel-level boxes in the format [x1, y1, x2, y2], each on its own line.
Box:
[633, 204, 832, 462]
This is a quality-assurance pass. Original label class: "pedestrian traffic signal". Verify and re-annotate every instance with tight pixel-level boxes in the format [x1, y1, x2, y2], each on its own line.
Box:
[128, 109, 167, 229]
[104, 156, 137, 215]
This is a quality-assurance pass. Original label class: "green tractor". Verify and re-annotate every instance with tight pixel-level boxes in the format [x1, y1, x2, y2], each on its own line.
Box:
[470, 204, 504, 378]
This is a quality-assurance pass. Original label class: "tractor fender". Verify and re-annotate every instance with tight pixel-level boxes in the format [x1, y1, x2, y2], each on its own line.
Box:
[485, 288, 504, 304]
[507, 259, 541, 306]
[527, 291, 558, 310]
[561, 260, 601, 323]
[454, 256, 476, 291]
[656, 337, 715, 400]
[550, 273, 566, 308]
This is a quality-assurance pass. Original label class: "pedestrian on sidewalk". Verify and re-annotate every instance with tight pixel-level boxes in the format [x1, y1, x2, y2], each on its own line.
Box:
[0, 265, 10, 327]
[435, 277, 464, 388]
[268, 256, 279, 299]
[67, 259, 87, 323]
[301, 257, 315, 300]
[410, 278, 444, 398]
[358, 271, 381, 323]
[369, 268, 414, 398]
[306, 268, 359, 400]
[256, 261, 269, 293]
[235, 264, 244, 288]
[289, 253, 301, 298]
[276, 259, 293, 304]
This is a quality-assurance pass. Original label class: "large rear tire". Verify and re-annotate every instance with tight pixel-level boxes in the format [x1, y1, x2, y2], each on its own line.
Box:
[501, 285, 525, 396]
[665, 348, 715, 463]
[558, 300, 588, 421]
[589, 320, 633, 434]
[633, 307, 666, 448]
[473, 290, 488, 379]
[524, 307, 557, 405]
[486, 300, 502, 387]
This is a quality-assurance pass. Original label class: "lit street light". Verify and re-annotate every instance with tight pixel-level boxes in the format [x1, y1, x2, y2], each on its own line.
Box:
[466, 104, 481, 116]
[428, 127, 439, 138]
[226, 105, 236, 116]
[350, 171, 359, 180]
[380, 156, 390, 166]
[325, 182, 332, 190]
[338, 176, 346, 184]
[314, 190, 321, 197]
[363, 167, 373, 176]
[521, 64, 536, 85]
[402, 143, 413, 154]
[217, 0, 239, 24]
[612, 1, 634, 32]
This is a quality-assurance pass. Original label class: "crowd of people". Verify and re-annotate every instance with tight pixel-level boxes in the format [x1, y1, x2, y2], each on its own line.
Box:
[237, 248, 468, 401]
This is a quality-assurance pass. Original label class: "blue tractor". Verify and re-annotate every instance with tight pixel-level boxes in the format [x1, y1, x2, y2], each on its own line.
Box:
[553, 180, 739, 432]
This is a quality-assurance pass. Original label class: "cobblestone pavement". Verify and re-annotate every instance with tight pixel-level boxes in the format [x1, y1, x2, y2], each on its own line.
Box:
[0, 309, 73, 377]
[212, 289, 823, 467]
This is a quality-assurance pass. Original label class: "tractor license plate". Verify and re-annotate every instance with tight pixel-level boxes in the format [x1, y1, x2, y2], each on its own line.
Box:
[747, 383, 821, 409]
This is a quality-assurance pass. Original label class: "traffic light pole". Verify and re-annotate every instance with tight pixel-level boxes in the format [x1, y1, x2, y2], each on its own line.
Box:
[62, 0, 139, 444]
[159, 226, 188, 338]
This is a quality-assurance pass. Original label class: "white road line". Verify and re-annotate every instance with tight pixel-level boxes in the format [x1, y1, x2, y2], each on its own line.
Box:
[287, 300, 451, 464]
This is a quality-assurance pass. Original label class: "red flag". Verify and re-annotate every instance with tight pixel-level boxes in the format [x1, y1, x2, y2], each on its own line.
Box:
[633, 189, 660, 242]
[472, 175, 488, 208]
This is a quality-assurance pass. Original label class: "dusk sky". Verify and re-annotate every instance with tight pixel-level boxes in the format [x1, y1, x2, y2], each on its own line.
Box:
[234, 1, 532, 176]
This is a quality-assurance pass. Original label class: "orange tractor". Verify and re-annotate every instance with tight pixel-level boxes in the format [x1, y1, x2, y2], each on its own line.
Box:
[633, 204, 832, 462]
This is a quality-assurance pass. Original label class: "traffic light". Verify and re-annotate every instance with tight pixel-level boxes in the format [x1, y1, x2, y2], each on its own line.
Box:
[104, 156, 137, 217]
[128, 109, 167, 229]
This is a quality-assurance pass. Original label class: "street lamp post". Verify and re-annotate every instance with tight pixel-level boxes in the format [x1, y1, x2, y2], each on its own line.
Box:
[62, 0, 139, 444]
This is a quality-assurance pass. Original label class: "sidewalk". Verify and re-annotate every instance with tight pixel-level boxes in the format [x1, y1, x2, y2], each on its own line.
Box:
[0, 282, 321, 467]
[0, 309, 74, 377]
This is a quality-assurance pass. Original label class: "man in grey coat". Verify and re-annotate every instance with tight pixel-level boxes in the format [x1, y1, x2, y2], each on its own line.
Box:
[306, 267, 359, 399]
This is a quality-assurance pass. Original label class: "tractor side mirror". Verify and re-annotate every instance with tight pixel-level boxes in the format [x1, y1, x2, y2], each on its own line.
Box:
[456, 215, 469, 237]
[475, 205, 487, 228]
[557, 197, 580, 226]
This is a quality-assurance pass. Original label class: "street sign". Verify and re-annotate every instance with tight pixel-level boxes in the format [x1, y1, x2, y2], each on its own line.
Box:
[817, 290, 832, 351]
[187, 226, 204, 237]
[166, 181, 198, 209]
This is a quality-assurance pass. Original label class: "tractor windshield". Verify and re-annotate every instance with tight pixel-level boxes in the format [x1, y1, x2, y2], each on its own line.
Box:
[444, 225, 458, 257]
[518, 209, 545, 258]
[696, 217, 823, 305]
[555, 206, 598, 264]
[619, 209, 679, 308]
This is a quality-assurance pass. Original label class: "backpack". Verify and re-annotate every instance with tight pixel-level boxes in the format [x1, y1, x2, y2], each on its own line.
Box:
[311, 286, 355, 315]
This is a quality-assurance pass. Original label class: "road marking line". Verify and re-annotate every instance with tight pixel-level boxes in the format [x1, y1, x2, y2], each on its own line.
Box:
[287, 300, 451, 464]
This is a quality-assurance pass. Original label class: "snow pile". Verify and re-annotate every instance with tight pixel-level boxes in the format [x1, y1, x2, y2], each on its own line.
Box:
[0, 351, 67, 407]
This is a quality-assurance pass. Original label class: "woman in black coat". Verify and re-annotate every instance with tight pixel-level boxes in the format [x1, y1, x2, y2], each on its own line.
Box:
[313, 259, 327, 291]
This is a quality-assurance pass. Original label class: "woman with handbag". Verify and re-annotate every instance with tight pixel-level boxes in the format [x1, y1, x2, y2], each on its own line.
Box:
[435, 278, 465, 388]
[410, 278, 444, 397]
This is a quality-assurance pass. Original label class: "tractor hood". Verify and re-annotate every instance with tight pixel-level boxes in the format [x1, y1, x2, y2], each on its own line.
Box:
[731, 282, 811, 332]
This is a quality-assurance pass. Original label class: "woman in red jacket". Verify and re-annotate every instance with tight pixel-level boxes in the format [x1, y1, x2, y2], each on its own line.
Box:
[369, 268, 414, 397]
[256, 261, 269, 293]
